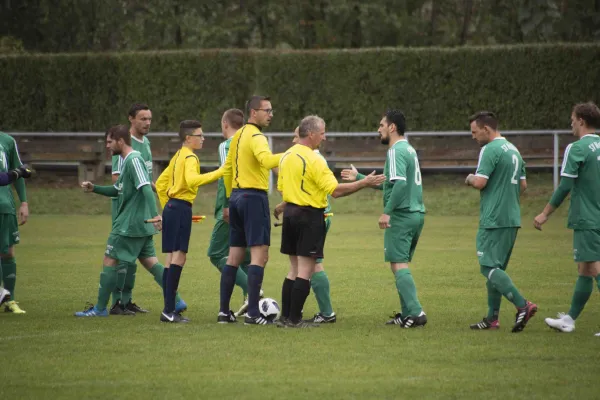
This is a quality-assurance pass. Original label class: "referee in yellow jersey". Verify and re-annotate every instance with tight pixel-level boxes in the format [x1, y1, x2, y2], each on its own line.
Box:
[218, 96, 282, 325]
[275, 115, 385, 328]
[155, 120, 224, 323]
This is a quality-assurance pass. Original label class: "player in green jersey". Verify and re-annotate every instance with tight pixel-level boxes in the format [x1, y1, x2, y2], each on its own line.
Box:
[342, 110, 426, 328]
[0, 132, 29, 314]
[110, 104, 186, 315]
[534, 102, 600, 335]
[75, 125, 165, 317]
[465, 111, 537, 333]
[207, 109, 254, 317]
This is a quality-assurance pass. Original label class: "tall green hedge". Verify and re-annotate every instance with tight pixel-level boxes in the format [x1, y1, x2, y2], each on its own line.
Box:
[1, 44, 598, 132]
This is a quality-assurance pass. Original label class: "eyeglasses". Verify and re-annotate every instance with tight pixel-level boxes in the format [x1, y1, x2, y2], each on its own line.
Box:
[254, 108, 274, 115]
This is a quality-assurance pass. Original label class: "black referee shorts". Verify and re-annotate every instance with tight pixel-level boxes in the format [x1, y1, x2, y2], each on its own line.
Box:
[280, 203, 326, 258]
[162, 198, 192, 253]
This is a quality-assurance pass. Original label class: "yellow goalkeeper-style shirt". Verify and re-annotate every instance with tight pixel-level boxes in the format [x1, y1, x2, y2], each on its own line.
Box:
[156, 146, 223, 208]
[222, 123, 281, 197]
[277, 144, 338, 209]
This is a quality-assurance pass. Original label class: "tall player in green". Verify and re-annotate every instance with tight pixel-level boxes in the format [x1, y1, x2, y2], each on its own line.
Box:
[75, 125, 164, 317]
[110, 104, 185, 315]
[466, 111, 537, 333]
[207, 109, 254, 317]
[0, 132, 29, 314]
[343, 110, 426, 328]
[534, 102, 600, 335]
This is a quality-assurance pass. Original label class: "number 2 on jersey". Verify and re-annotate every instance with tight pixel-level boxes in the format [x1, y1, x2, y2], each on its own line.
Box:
[510, 154, 519, 184]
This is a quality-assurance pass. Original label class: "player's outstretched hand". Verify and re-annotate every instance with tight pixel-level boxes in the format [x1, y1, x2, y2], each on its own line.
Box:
[341, 164, 358, 181]
[81, 181, 94, 192]
[273, 202, 285, 220]
[378, 213, 391, 229]
[533, 213, 548, 231]
[363, 171, 386, 187]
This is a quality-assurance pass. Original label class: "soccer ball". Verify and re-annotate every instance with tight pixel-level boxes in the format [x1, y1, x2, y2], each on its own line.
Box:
[259, 298, 281, 321]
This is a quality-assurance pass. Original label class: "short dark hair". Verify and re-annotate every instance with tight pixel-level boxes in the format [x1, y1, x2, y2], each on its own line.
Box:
[178, 120, 202, 141]
[223, 108, 244, 130]
[106, 124, 131, 145]
[128, 103, 150, 118]
[383, 109, 406, 135]
[573, 102, 600, 129]
[246, 95, 270, 113]
[469, 111, 498, 130]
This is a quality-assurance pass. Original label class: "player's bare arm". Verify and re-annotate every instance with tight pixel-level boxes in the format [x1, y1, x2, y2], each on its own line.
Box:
[465, 173, 487, 190]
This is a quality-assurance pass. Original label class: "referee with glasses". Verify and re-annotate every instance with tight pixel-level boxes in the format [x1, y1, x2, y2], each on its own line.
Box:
[276, 115, 385, 328]
[218, 96, 282, 325]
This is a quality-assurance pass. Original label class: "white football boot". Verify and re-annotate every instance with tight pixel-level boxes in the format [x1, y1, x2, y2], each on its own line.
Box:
[544, 312, 575, 333]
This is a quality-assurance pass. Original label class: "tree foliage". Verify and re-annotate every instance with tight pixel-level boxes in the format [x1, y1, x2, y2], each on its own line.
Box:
[1, 0, 599, 53]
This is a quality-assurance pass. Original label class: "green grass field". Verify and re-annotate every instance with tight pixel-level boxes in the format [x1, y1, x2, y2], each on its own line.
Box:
[1, 174, 599, 399]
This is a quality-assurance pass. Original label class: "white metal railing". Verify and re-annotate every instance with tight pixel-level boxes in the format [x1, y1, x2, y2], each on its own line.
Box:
[9, 129, 572, 191]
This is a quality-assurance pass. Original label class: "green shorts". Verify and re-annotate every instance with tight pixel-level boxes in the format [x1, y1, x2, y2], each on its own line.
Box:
[0, 213, 19, 254]
[105, 233, 156, 263]
[476, 227, 518, 269]
[573, 229, 600, 262]
[207, 219, 251, 266]
[315, 217, 332, 264]
[384, 212, 424, 263]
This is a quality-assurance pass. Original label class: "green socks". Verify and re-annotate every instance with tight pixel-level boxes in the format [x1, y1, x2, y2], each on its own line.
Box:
[1, 257, 16, 300]
[394, 268, 422, 317]
[481, 266, 526, 308]
[211, 256, 249, 296]
[568, 276, 593, 320]
[97, 266, 118, 311]
[486, 279, 502, 321]
[121, 262, 138, 306]
[111, 262, 128, 307]
[311, 271, 334, 316]
[596, 275, 600, 292]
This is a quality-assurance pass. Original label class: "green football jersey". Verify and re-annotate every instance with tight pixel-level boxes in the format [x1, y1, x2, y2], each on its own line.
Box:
[0, 133, 23, 215]
[475, 137, 525, 228]
[112, 151, 157, 237]
[383, 139, 425, 213]
[111, 135, 153, 215]
[214, 138, 232, 220]
[315, 150, 332, 214]
[112, 135, 153, 180]
[560, 133, 600, 229]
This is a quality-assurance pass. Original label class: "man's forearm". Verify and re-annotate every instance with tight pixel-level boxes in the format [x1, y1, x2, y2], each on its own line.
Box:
[331, 179, 368, 198]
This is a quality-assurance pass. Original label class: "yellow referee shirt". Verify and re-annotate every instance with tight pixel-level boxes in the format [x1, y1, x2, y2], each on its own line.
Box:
[222, 123, 282, 197]
[277, 144, 338, 209]
[156, 146, 223, 208]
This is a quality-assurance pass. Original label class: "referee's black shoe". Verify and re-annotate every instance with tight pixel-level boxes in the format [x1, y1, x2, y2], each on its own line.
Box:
[217, 311, 237, 324]
[160, 311, 189, 323]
